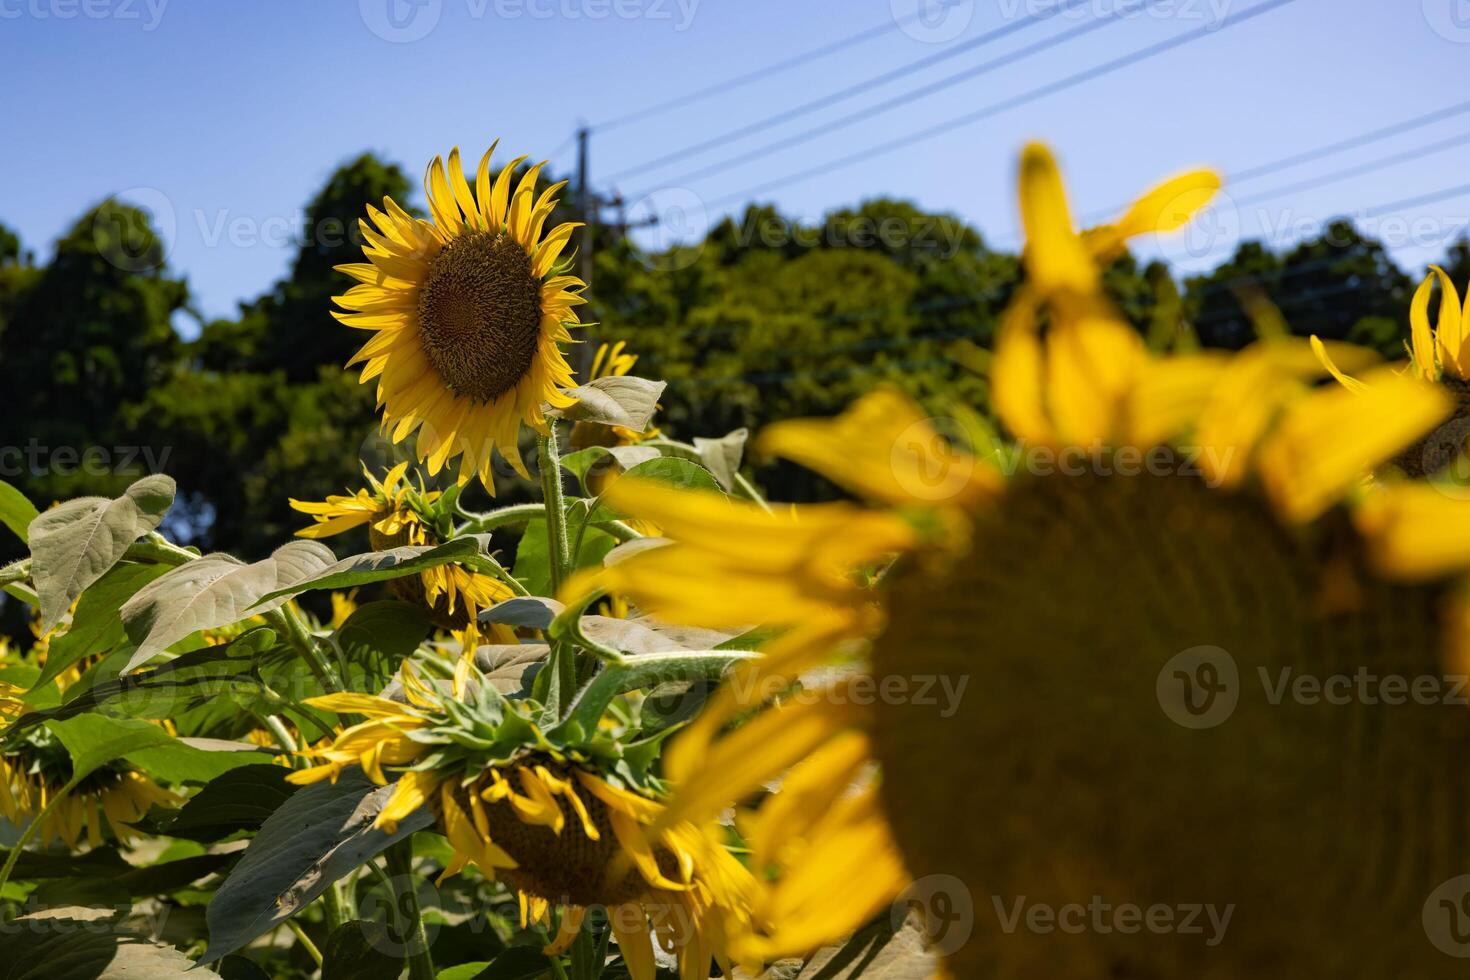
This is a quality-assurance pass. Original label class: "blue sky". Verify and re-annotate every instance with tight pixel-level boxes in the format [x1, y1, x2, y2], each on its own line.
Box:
[3, 0, 1469, 328]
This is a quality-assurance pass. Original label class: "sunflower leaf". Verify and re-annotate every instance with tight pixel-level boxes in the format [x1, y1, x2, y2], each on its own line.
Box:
[33, 561, 171, 690]
[199, 768, 434, 965]
[692, 428, 749, 491]
[120, 541, 337, 671]
[0, 906, 224, 979]
[0, 478, 38, 545]
[28, 474, 176, 631]
[251, 536, 489, 606]
[48, 713, 267, 784]
[553, 374, 666, 431]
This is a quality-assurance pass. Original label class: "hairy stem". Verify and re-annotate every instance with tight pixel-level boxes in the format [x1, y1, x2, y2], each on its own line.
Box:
[385, 840, 435, 980]
[538, 426, 573, 594]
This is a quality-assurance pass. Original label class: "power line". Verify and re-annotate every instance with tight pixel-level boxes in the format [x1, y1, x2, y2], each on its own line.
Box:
[985, 121, 1470, 249]
[622, 0, 1149, 194]
[592, 0, 971, 132]
[1174, 180, 1470, 275]
[606, 0, 1108, 184]
[1061, 98, 1470, 230]
[698, 0, 1302, 210]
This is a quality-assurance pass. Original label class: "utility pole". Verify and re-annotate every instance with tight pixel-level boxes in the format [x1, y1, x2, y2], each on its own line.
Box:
[575, 126, 595, 381]
[569, 126, 657, 381]
[576, 126, 593, 296]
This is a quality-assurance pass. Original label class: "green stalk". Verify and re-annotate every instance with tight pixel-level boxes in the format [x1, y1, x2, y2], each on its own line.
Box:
[538, 426, 573, 593]
[266, 602, 343, 693]
[385, 840, 435, 980]
[0, 559, 31, 589]
[286, 919, 323, 967]
[454, 502, 546, 535]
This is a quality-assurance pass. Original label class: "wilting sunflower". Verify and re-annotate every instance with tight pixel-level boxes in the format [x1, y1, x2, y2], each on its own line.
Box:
[1312, 265, 1470, 476]
[570, 145, 1470, 977]
[291, 462, 514, 643]
[335, 143, 585, 491]
[0, 650, 176, 849]
[289, 661, 755, 977]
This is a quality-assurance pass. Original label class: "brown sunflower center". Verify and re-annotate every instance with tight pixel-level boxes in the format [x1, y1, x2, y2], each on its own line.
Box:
[872, 455, 1470, 978]
[443, 763, 671, 907]
[417, 230, 542, 403]
[1399, 375, 1470, 478]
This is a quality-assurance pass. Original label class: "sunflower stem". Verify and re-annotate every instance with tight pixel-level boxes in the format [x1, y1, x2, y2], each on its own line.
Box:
[0, 773, 81, 902]
[385, 839, 435, 980]
[538, 426, 574, 595]
[268, 602, 344, 694]
[454, 502, 546, 535]
[285, 918, 323, 967]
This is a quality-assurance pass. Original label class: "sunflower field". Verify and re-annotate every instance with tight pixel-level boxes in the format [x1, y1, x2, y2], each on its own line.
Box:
[4, 131, 1470, 980]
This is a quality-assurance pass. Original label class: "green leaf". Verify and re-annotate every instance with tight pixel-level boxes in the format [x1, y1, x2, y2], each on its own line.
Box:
[0, 478, 38, 545]
[322, 921, 405, 980]
[0, 847, 130, 880]
[27, 474, 176, 631]
[469, 946, 554, 979]
[551, 650, 757, 740]
[560, 445, 660, 494]
[0, 906, 224, 979]
[513, 518, 616, 597]
[19, 628, 275, 728]
[331, 600, 430, 671]
[475, 644, 550, 696]
[34, 562, 170, 690]
[200, 768, 434, 965]
[692, 428, 749, 492]
[437, 965, 494, 980]
[252, 536, 489, 606]
[161, 764, 298, 842]
[585, 456, 723, 527]
[112, 852, 232, 896]
[552, 374, 666, 431]
[480, 597, 563, 630]
[120, 541, 336, 671]
[48, 714, 266, 784]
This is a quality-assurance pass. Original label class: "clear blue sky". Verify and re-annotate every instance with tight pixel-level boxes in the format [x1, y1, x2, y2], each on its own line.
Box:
[3, 0, 1469, 329]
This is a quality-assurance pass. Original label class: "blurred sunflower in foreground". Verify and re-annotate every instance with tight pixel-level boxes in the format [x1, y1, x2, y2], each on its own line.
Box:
[335, 142, 585, 491]
[291, 462, 515, 646]
[290, 662, 755, 978]
[570, 145, 1470, 976]
[1313, 264, 1470, 476]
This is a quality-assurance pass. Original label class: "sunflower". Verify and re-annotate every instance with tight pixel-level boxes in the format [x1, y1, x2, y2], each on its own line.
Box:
[334, 143, 586, 491]
[567, 145, 1470, 976]
[1312, 266, 1470, 476]
[290, 462, 515, 643]
[0, 649, 177, 849]
[288, 662, 755, 977]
